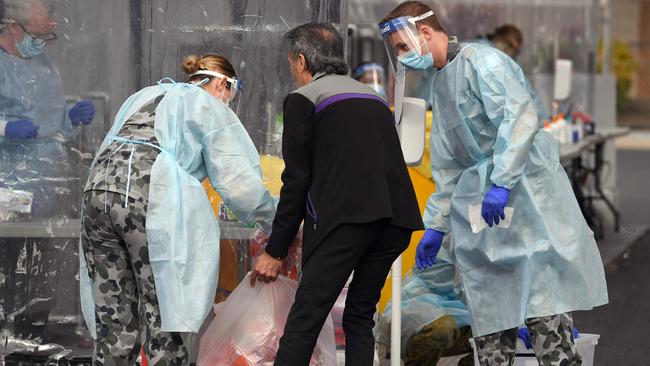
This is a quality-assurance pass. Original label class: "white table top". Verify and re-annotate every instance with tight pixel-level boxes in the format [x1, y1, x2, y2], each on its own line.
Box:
[559, 127, 630, 163]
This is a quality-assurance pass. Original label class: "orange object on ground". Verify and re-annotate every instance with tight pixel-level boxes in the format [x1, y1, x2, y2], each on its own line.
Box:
[141, 349, 147, 366]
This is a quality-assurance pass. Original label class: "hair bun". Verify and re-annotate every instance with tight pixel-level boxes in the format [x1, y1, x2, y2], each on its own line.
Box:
[181, 54, 202, 75]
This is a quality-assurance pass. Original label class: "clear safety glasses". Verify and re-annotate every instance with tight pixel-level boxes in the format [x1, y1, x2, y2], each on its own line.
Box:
[190, 69, 244, 105]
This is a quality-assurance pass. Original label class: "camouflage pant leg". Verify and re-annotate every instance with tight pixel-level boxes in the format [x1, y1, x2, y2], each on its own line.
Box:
[474, 327, 518, 366]
[81, 191, 189, 366]
[526, 313, 582, 366]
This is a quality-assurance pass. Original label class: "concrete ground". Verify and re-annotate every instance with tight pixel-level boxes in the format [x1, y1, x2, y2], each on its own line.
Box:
[573, 146, 650, 366]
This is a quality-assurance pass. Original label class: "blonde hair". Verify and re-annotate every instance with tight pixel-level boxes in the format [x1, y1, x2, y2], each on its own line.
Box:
[181, 54, 237, 83]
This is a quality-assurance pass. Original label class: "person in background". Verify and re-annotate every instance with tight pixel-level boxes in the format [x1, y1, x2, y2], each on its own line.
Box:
[379, 2, 608, 365]
[251, 23, 423, 366]
[0, 0, 95, 216]
[482, 24, 522, 60]
[0, 0, 95, 342]
[352, 61, 388, 99]
[478, 24, 549, 121]
[79, 53, 276, 364]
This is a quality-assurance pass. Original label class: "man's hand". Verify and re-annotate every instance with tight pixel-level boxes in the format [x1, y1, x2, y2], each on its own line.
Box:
[250, 252, 283, 287]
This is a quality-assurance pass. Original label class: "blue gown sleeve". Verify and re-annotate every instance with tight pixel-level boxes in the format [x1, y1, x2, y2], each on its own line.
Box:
[526, 78, 549, 122]
[201, 109, 276, 233]
[422, 165, 464, 232]
[470, 48, 540, 189]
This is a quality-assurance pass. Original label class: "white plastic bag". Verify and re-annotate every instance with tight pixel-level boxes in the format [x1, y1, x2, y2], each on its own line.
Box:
[0, 187, 33, 221]
[198, 273, 337, 366]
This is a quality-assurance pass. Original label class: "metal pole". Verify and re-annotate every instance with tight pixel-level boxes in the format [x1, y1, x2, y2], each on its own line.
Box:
[601, 0, 612, 74]
[390, 256, 402, 366]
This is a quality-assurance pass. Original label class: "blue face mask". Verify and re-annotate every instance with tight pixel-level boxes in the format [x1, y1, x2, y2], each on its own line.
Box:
[374, 85, 388, 99]
[366, 83, 387, 99]
[398, 48, 434, 71]
[16, 34, 46, 58]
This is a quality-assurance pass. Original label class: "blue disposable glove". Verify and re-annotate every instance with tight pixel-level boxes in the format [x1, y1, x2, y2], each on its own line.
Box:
[415, 228, 444, 270]
[518, 327, 579, 350]
[481, 184, 511, 227]
[517, 327, 532, 349]
[5, 119, 39, 139]
[69, 100, 95, 125]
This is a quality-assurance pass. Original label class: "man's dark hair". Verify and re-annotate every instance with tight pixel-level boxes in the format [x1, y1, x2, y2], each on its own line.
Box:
[284, 22, 348, 76]
[488, 24, 523, 47]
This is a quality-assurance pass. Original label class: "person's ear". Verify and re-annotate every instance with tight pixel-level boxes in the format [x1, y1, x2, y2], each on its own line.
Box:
[296, 54, 307, 73]
[210, 76, 226, 93]
[218, 76, 228, 89]
[419, 25, 434, 42]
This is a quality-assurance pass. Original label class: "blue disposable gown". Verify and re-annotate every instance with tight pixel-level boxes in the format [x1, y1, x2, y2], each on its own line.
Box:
[423, 43, 608, 336]
[474, 38, 549, 121]
[80, 81, 276, 337]
[0, 51, 77, 218]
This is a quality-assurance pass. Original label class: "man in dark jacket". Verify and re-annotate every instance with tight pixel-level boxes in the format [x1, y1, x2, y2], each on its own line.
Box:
[251, 22, 423, 365]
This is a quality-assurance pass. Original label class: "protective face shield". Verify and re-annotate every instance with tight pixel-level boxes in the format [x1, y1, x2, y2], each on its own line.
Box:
[379, 12, 438, 166]
[352, 63, 387, 99]
[379, 11, 435, 74]
[190, 70, 244, 112]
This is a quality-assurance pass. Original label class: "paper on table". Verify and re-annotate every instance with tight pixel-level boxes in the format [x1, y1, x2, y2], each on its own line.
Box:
[468, 204, 514, 234]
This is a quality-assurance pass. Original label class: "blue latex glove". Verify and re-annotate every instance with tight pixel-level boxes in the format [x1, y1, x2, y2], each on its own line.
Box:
[69, 100, 95, 125]
[5, 119, 39, 139]
[415, 228, 444, 270]
[481, 184, 511, 227]
[518, 326, 579, 350]
[517, 327, 533, 349]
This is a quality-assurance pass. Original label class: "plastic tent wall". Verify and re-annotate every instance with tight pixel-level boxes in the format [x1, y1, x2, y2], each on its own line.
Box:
[348, 0, 600, 117]
[0, 0, 347, 360]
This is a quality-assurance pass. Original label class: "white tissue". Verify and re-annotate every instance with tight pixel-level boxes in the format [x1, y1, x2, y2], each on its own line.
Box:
[468, 204, 514, 234]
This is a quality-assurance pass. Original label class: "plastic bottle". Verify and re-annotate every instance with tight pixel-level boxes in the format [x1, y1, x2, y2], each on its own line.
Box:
[563, 114, 573, 144]
[549, 116, 559, 142]
[556, 113, 568, 144]
[567, 116, 580, 143]
[574, 115, 585, 141]
[562, 114, 573, 144]
[584, 117, 595, 136]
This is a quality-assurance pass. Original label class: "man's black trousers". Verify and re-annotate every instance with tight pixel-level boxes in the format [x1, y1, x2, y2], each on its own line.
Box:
[274, 219, 413, 365]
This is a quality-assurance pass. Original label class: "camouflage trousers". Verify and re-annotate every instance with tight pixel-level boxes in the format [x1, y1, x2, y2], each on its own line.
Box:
[81, 191, 189, 366]
[474, 313, 581, 366]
